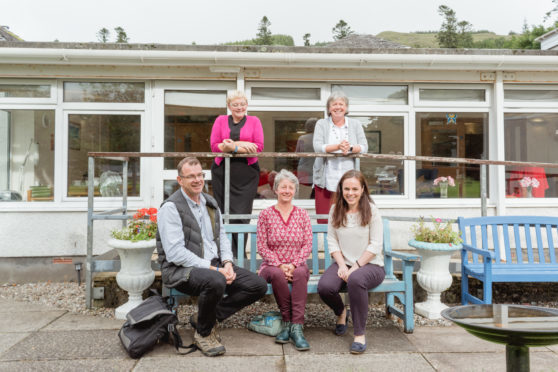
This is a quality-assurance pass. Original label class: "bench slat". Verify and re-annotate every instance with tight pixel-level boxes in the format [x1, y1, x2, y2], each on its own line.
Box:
[547, 225, 557, 264]
[503, 224, 512, 265]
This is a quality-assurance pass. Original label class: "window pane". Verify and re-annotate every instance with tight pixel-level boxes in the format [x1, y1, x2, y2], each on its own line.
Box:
[504, 89, 558, 102]
[332, 85, 408, 105]
[416, 112, 488, 198]
[251, 87, 320, 100]
[419, 89, 485, 102]
[67, 114, 141, 197]
[164, 90, 227, 171]
[351, 116, 405, 195]
[0, 110, 55, 202]
[63, 82, 144, 103]
[504, 113, 558, 198]
[0, 84, 50, 98]
[252, 111, 323, 200]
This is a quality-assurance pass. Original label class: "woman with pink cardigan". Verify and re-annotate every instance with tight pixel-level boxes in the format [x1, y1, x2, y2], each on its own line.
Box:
[210, 90, 264, 257]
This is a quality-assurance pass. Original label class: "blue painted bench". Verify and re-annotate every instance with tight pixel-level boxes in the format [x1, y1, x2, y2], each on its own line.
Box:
[458, 216, 558, 305]
[164, 218, 419, 333]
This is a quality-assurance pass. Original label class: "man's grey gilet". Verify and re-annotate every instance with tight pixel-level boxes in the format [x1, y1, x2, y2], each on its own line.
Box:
[156, 190, 221, 288]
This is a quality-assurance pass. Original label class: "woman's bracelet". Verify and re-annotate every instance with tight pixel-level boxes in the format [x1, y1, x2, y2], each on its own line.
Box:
[355, 261, 361, 268]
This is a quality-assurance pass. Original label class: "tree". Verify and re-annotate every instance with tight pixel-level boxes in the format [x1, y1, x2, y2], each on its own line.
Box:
[436, 5, 459, 48]
[256, 16, 272, 45]
[332, 19, 354, 40]
[303, 33, 311, 46]
[97, 28, 110, 43]
[457, 20, 473, 48]
[114, 27, 129, 43]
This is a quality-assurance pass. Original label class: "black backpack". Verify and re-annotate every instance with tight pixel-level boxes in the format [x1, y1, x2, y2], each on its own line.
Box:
[118, 294, 196, 358]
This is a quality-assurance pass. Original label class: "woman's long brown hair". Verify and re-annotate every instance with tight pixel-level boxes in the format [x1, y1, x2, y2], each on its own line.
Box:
[331, 170, 374, 228]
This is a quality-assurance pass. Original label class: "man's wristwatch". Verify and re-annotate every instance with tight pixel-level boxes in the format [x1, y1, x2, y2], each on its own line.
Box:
[222, 260, 233, 267]
[349, 145, 354, 152]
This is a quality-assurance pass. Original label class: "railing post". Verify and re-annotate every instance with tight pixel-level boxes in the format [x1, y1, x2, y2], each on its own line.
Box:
[224, 156, 230, 223]
[86, 156, 95, 309]
[481, 164, 487, 217]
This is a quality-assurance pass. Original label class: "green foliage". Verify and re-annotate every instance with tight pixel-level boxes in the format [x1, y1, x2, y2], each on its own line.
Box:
[303, 33, 311, 46]
[224, 34, 294, 46]
[256, 16, 272, 45]
[114, 27, 129, 43]
[411, 217, 463, 245]
[112, 208, 158, 241]
[332, 19, 354, 40]
[97, 28, 110, 43]
[436, 5, 459, 48]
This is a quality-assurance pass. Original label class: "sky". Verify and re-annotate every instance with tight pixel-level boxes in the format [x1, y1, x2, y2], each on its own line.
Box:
[2, 0, 556, 45]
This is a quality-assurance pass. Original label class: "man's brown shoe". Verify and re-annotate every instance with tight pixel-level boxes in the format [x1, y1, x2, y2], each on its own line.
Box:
[190, 313, 221, 342]
[194, 331, 226, 357]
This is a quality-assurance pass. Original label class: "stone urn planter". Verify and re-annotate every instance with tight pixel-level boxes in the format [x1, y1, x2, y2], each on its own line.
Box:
[408, 239, 462, 319]
[108, 238, 156, 319]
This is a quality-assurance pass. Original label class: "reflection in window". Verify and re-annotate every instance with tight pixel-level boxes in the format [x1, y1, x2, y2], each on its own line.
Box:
[63, 82, 144, 103]
[504, 90, 558, 102]
[419, 89, 485, 102]
[352, 116, 404, 195]
[252, 111, 323, 200]
[416, 112, 488, 198]
[504, 113, 558, 198]
[67, 114, 140, 197]
[332, 85, 408, 105]
[251, 87, 320, 100]
[0, 84, 50, 98]
[164, 90, 227, 171]
[0, 110, 55, 202]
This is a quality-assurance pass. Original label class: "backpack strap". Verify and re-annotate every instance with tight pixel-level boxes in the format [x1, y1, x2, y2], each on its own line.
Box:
[168, 323, 198, 355]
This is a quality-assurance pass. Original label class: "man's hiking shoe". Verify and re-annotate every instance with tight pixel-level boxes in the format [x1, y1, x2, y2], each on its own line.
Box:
[190, 312, 221, 341]
[194, 331, 226, 357]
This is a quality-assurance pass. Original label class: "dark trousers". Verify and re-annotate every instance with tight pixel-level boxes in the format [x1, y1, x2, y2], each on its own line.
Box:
[176, 263, 267, 337]
[317, 262, 385, 335]
[259, 264, 310, 324]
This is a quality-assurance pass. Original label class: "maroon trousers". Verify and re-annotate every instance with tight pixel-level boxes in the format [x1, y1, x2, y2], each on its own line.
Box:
[317, 262, 385, 336]
[314, 186, 335, 224]
[259, 264, 310, 324]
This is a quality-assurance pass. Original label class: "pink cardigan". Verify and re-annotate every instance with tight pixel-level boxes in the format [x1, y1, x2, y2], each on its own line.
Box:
[210, 115, 264, 166]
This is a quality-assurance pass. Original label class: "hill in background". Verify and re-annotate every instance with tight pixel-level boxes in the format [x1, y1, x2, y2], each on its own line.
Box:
[377, 31, 512, 48]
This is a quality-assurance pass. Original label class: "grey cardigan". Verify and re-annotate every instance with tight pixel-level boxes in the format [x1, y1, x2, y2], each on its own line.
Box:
[312, 116, 368, 188]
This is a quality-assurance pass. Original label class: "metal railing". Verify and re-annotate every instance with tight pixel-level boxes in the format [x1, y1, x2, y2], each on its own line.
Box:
[85, 151, 558, 308]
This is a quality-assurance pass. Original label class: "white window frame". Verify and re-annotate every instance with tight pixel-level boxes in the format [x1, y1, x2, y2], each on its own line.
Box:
[61, 80, 147, 110]
[246, 81, 327, 108]
[0, 79, 57, 104]
[503, 84, 558, 109]
[413, 84, 491, 108]
[331, 83, 410, 111]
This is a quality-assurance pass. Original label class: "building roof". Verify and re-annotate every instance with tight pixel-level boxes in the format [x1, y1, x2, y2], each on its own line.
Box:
[535, 28, 558, 43]
[327, 34, 408, 49]
[0, 26, 23, 42]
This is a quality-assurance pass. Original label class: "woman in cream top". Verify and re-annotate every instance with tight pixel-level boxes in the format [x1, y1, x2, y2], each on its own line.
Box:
[317, 170, 385, 355]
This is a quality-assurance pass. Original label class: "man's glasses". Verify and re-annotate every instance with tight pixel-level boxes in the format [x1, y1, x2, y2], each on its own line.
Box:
[179, 173, 205, 181]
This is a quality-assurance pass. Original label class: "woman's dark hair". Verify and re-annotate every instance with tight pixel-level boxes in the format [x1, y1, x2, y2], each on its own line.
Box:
[331, 170, 373, 228]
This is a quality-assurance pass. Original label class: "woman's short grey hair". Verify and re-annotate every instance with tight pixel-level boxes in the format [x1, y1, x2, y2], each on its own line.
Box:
[273, 169, 299, 194]
[226, 90, 248, 105]
[326, 90, 349, 116]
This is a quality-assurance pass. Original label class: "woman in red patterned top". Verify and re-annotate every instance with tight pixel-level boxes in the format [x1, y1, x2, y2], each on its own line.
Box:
[257, 169, 313, 351]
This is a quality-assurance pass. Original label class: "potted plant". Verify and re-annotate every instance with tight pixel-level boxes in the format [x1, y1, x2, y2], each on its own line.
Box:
[108, 208, 158, 319]
[433, 176, 455, 199]
[519, 176, 540, 198]
[409, 217, 463, 319]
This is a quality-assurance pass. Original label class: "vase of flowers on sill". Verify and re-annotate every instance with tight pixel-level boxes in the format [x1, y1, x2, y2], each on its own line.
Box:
[433, 176, 455, 199]
[409, 217, 463, 319]
[108, 207, 157, 319]
[519, 176, 540, 198]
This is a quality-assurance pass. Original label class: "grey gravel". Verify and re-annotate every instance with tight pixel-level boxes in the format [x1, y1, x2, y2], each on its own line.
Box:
[0, 282, 456, 330]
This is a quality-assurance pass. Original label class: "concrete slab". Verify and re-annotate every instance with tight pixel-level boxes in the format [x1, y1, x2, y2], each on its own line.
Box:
[285, 353, 434, 372]
[0, 358, 136, 372]
[283, 326, 416, 355]
[42, 313, 125, 331]
[135, 355, 285, 372]
[0, 299, 59, 313]
[423, 351, 558, 372]
[0, 310, 65, 333]
[547, 344, 558, 353]
[406, 326, 502, 353]
[0, 330, 128, 361]
[0, 333, 30, 355]
[147, 327, 283, 357]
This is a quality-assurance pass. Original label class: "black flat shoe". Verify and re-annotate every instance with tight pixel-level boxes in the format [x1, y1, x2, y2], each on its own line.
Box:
[334, 309, 350, 336]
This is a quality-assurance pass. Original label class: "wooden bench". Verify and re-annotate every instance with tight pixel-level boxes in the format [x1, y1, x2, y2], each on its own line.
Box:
[165, 218, 419, 333]
[458, 216, 558, 305]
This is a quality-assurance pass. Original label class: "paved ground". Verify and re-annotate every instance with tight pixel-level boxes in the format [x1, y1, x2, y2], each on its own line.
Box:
[1, 298, 557, 372]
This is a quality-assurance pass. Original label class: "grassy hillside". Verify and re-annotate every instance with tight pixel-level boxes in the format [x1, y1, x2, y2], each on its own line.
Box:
[376, 31, 511, 48]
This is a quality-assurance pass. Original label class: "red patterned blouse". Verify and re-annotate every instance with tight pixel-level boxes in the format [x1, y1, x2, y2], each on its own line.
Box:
[257, 205, 313, 268]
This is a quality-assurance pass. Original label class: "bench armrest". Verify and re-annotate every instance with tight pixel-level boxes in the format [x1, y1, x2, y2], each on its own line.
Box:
[462, 243, 495, 259]
[385, 251, 420, 262]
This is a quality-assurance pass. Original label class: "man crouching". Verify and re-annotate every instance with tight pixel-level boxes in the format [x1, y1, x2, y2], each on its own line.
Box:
[156, 157, 267, 356]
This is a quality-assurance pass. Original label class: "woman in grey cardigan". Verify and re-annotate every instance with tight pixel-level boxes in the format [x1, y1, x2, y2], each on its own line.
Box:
[312, 91, 368, 223]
